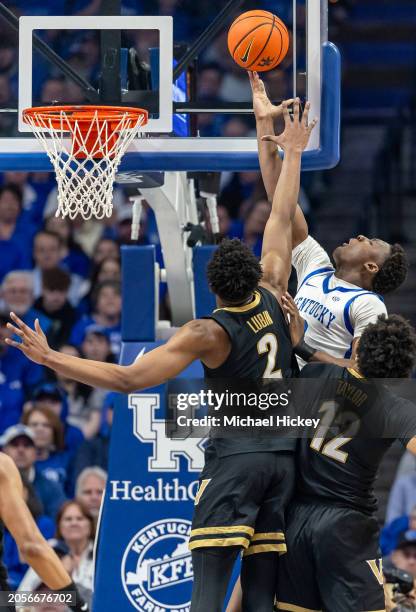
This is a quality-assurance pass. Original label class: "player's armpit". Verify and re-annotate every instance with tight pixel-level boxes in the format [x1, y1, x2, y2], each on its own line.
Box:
[124, 319, 229, 391]
[406, 437, 416, 455]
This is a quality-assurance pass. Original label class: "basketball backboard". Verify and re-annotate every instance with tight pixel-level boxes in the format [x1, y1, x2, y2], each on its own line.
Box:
[0, 0, 340, 173]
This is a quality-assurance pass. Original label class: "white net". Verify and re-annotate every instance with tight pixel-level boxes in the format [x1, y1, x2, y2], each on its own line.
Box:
[23, 108, 146, 220]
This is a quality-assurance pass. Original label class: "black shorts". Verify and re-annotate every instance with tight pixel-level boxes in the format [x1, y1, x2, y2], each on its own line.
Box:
[189, 446, 295, 557]
[276, 502, 385, 612]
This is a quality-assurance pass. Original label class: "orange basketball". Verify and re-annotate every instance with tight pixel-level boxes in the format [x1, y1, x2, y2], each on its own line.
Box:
[227, 10, 289, 72]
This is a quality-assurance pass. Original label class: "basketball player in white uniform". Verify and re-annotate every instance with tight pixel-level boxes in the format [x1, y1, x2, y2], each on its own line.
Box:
[250, 71, 408, 363]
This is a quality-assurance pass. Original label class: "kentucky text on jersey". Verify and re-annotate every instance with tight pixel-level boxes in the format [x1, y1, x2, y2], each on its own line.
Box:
[246, 309, 273, 333]
[294, 296, 337, 330]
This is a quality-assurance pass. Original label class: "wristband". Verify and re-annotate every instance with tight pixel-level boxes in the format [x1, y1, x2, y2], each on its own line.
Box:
[57, 582, 89, 612]
[294, 339, 316, 362]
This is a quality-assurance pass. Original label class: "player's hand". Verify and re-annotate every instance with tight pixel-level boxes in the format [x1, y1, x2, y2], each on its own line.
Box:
[281, 291, 305, 346]
[5, 313, 51, 365]
[248, 70, 293, 120]
[261, 98, 317, 153]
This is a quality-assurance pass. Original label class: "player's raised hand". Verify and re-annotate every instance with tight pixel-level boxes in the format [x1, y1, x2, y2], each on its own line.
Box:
[5, 313, 51, 365]
[248, 71, 293, 120]
[281, 292, 305, 346]
[261, 98, 317, 153]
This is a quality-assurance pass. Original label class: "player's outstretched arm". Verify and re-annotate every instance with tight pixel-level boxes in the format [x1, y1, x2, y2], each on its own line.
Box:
[249, 70, 308, 248]
[6, 314, 218, 393]
[260, 98, 317, 296]
[0, 454, 88, 610]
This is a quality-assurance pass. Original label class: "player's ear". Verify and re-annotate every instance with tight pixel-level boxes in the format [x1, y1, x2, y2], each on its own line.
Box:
[364, 261, 379, 274]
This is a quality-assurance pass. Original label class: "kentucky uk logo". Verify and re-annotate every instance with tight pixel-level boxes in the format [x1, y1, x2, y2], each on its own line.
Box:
[129, 394, 205, 472]
[122, 518, 193, 611]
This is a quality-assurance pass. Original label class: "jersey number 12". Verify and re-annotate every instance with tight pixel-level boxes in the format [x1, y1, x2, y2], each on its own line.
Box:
[310, 400, 359, 463]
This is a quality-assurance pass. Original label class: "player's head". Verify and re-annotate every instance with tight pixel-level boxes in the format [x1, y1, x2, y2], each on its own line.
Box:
[207, 238, 262, 305]
[357, 314, 416, 378]
[332, 235, 408, 295]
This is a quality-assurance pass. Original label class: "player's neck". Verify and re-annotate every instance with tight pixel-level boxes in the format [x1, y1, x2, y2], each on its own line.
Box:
[334, 266, 371, 290]
[218, 293, 255, 309]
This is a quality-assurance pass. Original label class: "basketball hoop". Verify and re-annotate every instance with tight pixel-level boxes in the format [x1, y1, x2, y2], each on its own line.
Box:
[22, 105, 148, 220]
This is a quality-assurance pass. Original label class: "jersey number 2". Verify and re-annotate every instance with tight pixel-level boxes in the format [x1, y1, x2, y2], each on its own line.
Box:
[257, 333, 282, 379]
[310, 400, 359, 463]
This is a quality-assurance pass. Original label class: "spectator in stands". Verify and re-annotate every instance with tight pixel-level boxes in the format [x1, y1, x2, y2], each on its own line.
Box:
[78, 256, 121, 315]
[40, 78, 68, 105]
[3, 172, 55, 228]
[18, 500, 94, 606]
[32, 230, 86, 306]
[92, 238, 120, 268]
[30, 384, 84, 457]
[0, 185, 34, 275]
[33, 269, 77, 350]
[55, 500, 95, 605]
[386, 469, 416, 524]
[71, 396, 114, 481]
[70, 281, 122, 357]
[44, 216, 90, 279]
[384, 533, 416, 578]
[22, 406, 69, 489]
[75, 467, 107, 519]
[51, 344, 103, 440]
[1, 271, 51, 332]
[242, 199, 272, 257]
[0, 313, 43, 433]
[92, 257, 121, 285]
[206, 205, 243, 241]
[219, 171, 263, 218]
[1, 424, 66, 519]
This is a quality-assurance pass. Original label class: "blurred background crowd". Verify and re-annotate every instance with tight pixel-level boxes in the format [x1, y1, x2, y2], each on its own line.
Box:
[0, 0, 413, 609]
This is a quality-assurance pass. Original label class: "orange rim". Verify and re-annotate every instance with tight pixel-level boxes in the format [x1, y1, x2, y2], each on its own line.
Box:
[22, 105, 148, 131]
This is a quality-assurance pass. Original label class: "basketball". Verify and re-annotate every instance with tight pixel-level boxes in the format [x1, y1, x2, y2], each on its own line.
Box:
[227, 10, 290, 72]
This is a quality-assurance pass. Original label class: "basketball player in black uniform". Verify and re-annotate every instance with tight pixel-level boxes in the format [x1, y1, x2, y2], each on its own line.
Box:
[276, 296, 416, 612]
[6, 99, 318, 612]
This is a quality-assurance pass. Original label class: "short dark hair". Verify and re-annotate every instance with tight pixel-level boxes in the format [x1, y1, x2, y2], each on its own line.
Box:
[42, 268, 71, 292]
[373, 244, 408, 295]
[357, 314, 416, 378]
[0, 184, 23, 207]
[35, 230, 63, 248]
[206, 238, 262, 303]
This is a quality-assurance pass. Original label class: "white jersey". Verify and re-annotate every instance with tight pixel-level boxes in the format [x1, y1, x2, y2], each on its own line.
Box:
[293, 236, 387, 363]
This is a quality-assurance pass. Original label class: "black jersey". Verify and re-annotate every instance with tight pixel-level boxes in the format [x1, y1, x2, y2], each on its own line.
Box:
[296, 363, 416, 513]
[203, 285, 299, 456]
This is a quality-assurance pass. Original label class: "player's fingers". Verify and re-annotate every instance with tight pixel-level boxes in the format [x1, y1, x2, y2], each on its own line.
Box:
[10, 312, 32, 335]
[293, 97, 300, 122]
[308, 118, 318, 134]
[261, 135, 279, 143]
[282, 101, 291, 126]
[6, 323, 24, 338]
[34, 318, 45, 338]
[302, 101, 311, 126]
[4, 338, 22, 350]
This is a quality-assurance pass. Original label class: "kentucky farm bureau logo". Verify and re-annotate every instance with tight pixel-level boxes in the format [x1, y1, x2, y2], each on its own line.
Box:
[122, 518, 192, 611]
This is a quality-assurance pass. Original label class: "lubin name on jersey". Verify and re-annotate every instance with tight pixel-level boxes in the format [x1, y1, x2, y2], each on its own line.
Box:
[177, 415, 320, 428]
